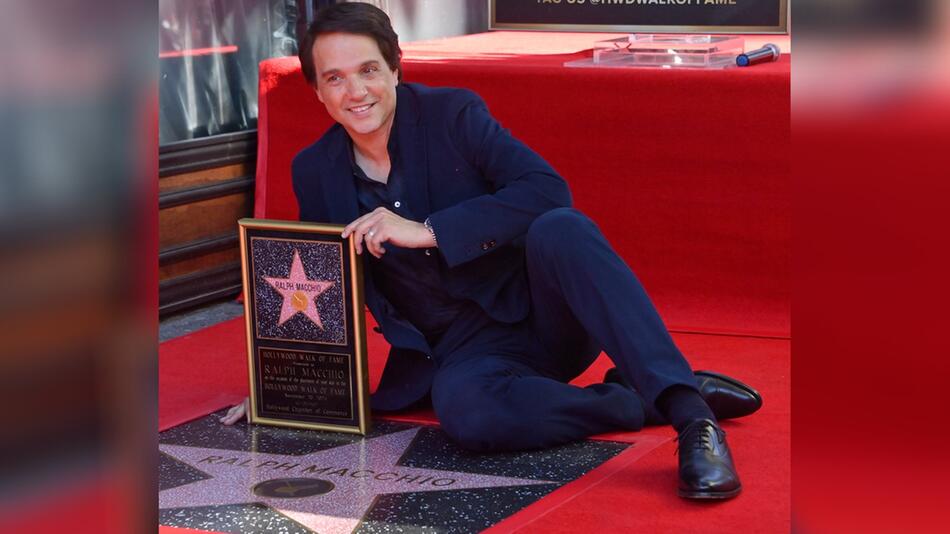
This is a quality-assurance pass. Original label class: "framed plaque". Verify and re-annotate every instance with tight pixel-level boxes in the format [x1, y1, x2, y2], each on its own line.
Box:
[238, 218, 371, 434]
[490, 0, 789, 35]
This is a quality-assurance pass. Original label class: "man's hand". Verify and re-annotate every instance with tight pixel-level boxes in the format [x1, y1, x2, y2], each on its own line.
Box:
[220, 397, 249, 425]
[341, 207, 435, 258]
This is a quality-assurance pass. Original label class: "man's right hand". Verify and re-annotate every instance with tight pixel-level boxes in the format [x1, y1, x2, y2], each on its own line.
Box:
[220, 397, 249, 425]
[341, 207, 435, 258]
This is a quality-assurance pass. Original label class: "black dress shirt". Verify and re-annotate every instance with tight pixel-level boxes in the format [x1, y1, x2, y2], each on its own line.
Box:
[347, 136, 465, 346]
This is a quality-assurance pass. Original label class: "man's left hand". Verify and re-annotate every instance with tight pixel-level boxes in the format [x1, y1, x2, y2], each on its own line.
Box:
[341, 207, 435, 258]
[220, 397, 249, 425]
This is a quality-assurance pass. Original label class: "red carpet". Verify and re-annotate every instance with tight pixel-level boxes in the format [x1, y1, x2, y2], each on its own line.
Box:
[159, 314, 789, 532]
[256, 42, 789, 338]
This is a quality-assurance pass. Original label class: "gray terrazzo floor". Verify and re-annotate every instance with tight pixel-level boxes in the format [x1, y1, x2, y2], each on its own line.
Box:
[160, 412, 633, 533]
[160, 299, 245, 343]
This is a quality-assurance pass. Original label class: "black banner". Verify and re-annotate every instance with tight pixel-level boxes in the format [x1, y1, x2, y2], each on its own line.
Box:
[491, 0, 788, 34]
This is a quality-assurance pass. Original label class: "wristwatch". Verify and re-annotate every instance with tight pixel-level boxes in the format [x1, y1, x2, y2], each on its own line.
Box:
[423, 217, 438, 247]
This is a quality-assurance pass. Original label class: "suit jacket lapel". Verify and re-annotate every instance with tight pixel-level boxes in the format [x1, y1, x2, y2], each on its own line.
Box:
[393, 84, 431, 219]
[317, 129, 382, 313]
[320, 128, 360, 225]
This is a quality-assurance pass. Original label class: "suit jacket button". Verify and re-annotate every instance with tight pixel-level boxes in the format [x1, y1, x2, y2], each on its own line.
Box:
[481, 242, 490, 251]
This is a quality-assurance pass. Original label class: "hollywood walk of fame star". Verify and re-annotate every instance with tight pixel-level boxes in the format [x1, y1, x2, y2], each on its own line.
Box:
[264, 249, 335, 328]
[159, 428, 556, 534]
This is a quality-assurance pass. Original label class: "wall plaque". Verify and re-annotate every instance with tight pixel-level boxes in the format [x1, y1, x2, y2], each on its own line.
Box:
[490, 0, 788, 35]
[239, 218, 370, 434]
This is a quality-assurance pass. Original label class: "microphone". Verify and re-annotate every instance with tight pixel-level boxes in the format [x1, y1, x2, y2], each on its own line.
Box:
[736, 44, 781, 67]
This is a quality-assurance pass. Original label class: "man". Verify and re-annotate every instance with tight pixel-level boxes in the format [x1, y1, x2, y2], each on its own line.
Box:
[227, 2, 762, 500]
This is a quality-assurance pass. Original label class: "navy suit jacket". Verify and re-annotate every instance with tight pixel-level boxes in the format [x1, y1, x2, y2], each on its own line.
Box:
[292, 83, 572, 411]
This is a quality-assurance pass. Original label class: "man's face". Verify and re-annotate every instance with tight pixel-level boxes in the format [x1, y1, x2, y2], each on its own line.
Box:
[311, 32, 398, 141]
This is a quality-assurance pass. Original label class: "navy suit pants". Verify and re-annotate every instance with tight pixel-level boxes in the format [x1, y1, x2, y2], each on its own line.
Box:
[430, 208, 698, 452]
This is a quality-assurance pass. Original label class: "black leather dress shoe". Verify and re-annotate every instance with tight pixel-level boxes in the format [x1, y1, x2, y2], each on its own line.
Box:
[603, 368, 763, 421]
[693, 370, 762, 420]
[676, 418, 741, 499]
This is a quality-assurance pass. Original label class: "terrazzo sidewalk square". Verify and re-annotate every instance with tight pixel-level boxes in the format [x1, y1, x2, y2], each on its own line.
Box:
[160, 412, 666, 533]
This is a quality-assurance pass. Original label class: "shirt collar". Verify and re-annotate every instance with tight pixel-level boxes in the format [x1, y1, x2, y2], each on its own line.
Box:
[345, 110, 400, 183]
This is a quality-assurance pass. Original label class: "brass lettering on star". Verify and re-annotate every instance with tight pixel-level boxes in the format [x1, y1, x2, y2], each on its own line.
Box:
[198, 455, 459, 487]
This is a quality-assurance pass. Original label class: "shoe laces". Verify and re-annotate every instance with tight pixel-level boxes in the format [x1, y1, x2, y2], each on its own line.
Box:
[674, 419, 725, 454]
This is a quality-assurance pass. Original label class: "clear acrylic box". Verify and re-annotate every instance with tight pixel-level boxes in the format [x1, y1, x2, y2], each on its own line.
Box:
[565, 34, 745, 70]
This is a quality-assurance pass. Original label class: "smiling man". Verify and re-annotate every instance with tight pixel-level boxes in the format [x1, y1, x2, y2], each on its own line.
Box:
[253, 2, 763, 500]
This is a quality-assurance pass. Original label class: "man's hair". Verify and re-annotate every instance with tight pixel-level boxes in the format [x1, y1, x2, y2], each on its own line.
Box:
[298, 2, 403, 86]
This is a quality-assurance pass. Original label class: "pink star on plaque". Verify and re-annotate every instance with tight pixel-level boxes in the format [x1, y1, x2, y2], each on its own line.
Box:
[263, 249, 334, 328]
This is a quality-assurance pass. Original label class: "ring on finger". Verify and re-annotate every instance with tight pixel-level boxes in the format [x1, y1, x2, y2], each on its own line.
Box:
[368, 230, 376, 237]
